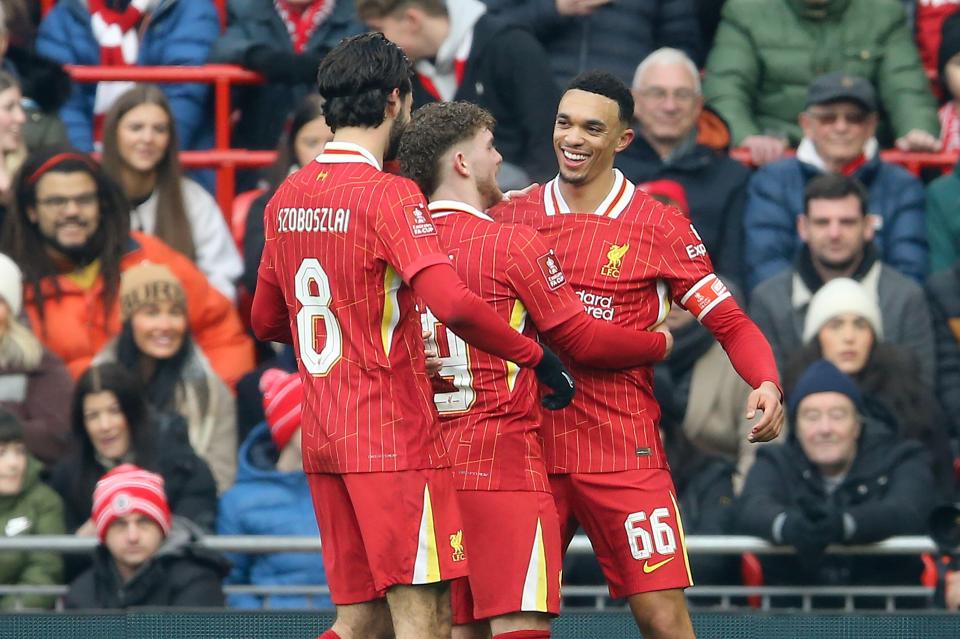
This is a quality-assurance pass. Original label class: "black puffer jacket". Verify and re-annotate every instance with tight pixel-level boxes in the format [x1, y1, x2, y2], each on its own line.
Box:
[64, 518, 229, 610]
[927, 261, 960, 444]
[735, 426, 935, 590]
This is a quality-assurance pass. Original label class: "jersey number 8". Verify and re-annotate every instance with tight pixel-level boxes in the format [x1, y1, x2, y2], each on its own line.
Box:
[296, 258, 342, 375]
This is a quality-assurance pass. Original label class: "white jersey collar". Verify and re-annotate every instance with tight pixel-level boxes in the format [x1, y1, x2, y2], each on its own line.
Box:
[544, 169, 635, 219]
[428, 199, 495, 222]
[315, 141, 381, 170]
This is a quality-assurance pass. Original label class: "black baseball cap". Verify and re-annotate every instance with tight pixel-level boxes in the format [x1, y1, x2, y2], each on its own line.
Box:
[804, 72, 877, 112]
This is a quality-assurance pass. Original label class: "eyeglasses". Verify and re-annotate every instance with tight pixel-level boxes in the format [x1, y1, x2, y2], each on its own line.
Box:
[636, 87, 698, 104]
[806, 110, 870, 125]
[36, 192, 98, 211]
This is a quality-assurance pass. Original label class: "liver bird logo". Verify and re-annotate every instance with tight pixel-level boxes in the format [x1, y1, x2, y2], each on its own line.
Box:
[601, 243, 630, 277]
[450, 529, 466, 562]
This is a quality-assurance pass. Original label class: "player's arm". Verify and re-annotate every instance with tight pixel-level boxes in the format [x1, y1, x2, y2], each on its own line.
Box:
[250, 207, 293, 344]
[543, 313, 670, 368]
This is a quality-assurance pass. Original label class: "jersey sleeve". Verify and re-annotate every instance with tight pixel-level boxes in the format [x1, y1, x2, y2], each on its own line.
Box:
[655, 206, 732, 322]
[374, 177, 451, 283]
[503, 225, 583, 332]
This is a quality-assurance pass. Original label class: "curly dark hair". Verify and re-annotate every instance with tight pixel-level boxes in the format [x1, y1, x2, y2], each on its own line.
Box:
[565, 70, 635, 126]
[0, 147, 131, 330]
[316, 32, 413, 132]
[398, 101, 496, 196]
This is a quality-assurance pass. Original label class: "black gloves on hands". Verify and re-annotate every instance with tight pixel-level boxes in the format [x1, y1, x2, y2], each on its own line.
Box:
[534, 345, 575, 410]
[780, 497, 847, 570]
[243, 46, 323, 84]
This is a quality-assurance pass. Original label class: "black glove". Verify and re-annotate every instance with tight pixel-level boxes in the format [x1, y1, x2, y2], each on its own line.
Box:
[534, 345, 575, 410]
[244, 46, 320, 84]
[780, 510, 829, 568]
[800, 496, 846, 546]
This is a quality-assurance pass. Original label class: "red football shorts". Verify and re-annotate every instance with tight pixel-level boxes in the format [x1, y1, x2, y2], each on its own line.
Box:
[550, 469, 693, 599]
[450, 490, 562, 624]
[308, 468, 470, 605]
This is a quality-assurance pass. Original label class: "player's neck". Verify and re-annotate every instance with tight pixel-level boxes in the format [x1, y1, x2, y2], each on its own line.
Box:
[558, 168, 617, 213]
[330, 128, 390, 168]
[431, 182, 486, 213]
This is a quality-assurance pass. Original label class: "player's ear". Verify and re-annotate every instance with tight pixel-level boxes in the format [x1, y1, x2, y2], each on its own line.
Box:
[385, 88, 402, 118]
[452, 150, 470, 178]
[615, 126, 635, 153]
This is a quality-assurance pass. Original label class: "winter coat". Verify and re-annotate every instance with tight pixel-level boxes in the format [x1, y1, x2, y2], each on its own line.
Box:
[4, 45, 72, 152]
[48, 414, 218, 536]
[926, 261, 960, 442]
[131, 178, 243, 302]
[734, 428, 935, 591]
[0, 456, 64, 610]
[24, 232, 254, 388]
[94, 340, 238, 494]
[615, 133, 749, 285]
[749, 247, 936, 385]
[35, 0, 220, 151]
[241, 188, 272, 297]
[703, 0, 939, 146]
[410, 13, 560, 184]
[925, 162, 960, 274]
[64, 517, 229, 609]
[743, 146, 929, 290]
[217, 423, 329, 609]
[0, 343, 73, 467]
[676, 456, 739, 585]
[482, 0, 701, 87]
[208, 0, 362, 152]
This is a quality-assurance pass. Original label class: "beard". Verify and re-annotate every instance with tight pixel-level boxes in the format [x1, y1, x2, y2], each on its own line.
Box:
[813, 250, 861, 274]
[42, 226, 104, 266]
[478, 174, 504, 210]
[385, 108, 409, 163]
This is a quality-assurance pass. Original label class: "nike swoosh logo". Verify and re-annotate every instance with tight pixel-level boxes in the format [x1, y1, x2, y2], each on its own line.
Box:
[642, 556, 675, 574]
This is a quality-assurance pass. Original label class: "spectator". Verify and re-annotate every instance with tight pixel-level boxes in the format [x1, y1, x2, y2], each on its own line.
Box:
[101, 85, 242, 301]
[94, 264, 237, 493]
[0, 253, 73, 467]
[652, 297, 762, 493]
[35, 0, 220, 153]
[49, 362, 217, 538]
[208, 0, 361, 159]
[0, 409, 64, 610]
[241, 94, 332, 298]
[783, 277, 954, 498]
[218, 369, 329, 609]
[483, 0, 701, 88]
[734, 359, 936, 605]
[918, 0, 960, 101]
[0, 148, 254, 387]
[939, 12, 960, 152]
[704, 0, 939, 166]
[0, 3, 71, 154]
[926, 259, 960, 442]
[358, 0, 560, 186]
[0, 70, 24, 229]
[926, 136, 960, 272]
[65, 463, 228, 609]
[743, 73, 928, 289]
[749, 173, 935, 384]
[617, 47, 749, 283]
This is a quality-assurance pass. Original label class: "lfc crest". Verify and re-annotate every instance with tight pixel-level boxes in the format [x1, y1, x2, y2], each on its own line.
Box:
[449, 529, 466, 562]
[601, 243, 630, 278]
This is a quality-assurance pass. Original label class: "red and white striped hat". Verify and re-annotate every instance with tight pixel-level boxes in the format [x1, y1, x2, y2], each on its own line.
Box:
[92, 464, 172, 541]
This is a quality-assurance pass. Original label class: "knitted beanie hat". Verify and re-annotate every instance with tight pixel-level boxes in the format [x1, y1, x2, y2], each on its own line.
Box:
[802, 278, 883, 344]
[120, 262, 187, 321]
[260, 368, 303, 450]
[787, 359, 863, 415]
[0, 252, 22, 316]
[92, 463, 172, 541]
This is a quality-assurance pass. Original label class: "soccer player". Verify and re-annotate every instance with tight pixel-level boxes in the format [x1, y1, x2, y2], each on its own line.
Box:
[250, 33, 575, 639]
[494, 71, 785, 639]
[398, 101, 677, 639]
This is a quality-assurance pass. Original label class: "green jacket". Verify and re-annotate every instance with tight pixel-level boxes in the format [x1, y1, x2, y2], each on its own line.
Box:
[926, 162, 960, 274]
[703, 0, 938, 145]
[0, 456, 64, 610]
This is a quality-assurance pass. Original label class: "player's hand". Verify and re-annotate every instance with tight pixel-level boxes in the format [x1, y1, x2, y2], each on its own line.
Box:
[741, 135, 788, 166]
[745, 380, 783, 443]
[502, 183, 539, 201]
[534, 345, 576, 410]
[650, 323, 674, 360]
[422, 330, 443, 378]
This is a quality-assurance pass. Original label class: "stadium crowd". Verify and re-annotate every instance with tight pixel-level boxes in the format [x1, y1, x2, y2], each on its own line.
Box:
[3, 0, 960, 625]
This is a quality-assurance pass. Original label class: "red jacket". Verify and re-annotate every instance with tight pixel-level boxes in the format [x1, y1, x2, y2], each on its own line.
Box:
[25, 232, 254, 388]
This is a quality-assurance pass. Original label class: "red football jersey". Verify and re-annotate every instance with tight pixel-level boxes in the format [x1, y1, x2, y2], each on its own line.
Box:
[494, 170, 732, 474]
[256, 142, 452, 474]
[422, 200, 583, 491]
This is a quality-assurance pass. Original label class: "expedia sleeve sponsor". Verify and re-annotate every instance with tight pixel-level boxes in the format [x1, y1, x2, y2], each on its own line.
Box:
[277, 207, 351, 233]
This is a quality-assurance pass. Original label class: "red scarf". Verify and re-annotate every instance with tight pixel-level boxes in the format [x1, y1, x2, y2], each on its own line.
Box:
[941, 101, 960, 153]
[89, 0, 149, 146]
[274, 0, 336, 54]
